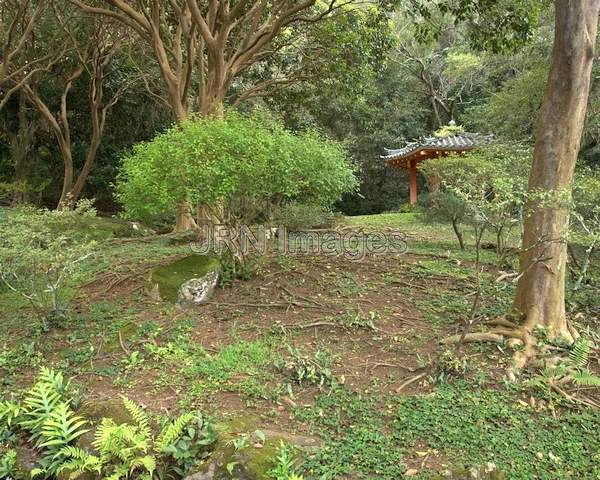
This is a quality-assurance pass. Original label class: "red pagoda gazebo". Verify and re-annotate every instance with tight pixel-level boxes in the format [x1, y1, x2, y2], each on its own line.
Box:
[382, 124, 494, 205]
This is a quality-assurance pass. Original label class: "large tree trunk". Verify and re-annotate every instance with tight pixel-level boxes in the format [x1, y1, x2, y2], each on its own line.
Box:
[512, 0, 600, 348]
[175, 200, 199, 233]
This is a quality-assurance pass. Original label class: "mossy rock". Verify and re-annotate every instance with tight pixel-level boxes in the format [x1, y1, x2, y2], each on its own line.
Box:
[12, 444, 37, 479]
[148, 255, 220, 304]
[186, 415, 320, 480]
[78, 398, 135, 425]
[434, 465, 505, 480]
[76, 398, 135, 453]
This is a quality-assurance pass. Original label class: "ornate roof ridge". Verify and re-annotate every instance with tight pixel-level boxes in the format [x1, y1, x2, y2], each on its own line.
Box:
[381, 131, 494, 161]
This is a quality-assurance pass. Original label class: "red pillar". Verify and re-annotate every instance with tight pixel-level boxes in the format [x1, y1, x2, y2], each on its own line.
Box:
[409, 159, 418, 205]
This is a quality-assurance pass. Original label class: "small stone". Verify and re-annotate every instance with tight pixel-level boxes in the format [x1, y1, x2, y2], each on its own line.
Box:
[405, 468, 418, 477]
[178, 271, 219, 306]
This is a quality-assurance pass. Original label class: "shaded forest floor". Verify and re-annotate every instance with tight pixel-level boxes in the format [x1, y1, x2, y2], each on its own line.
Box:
[1, 213, 599, 479]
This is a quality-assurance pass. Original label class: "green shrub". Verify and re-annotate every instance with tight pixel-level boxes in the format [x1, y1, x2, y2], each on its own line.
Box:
[115, 111, 357, 227]
[273, 203, 340, 231]
[0, 206, 98, 328]
[422, 191, 468, 249]
[570, 168, 600, 290]
[419, 144, 530, 261]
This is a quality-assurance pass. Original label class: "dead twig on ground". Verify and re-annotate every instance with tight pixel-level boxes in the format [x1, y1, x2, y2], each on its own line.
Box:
[396, 372, 428, 393]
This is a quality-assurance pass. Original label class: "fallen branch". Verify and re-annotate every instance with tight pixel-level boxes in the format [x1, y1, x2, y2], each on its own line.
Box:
[396, 372, 427, 393]
[282, 321, 338, 329]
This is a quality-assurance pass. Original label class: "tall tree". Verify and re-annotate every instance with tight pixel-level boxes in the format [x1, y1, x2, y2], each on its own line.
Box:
[511, 0, 600, 367]
[20, 9, 133, 208]
[70, 1, 365, 119]
[0, 0, 46, 85]
[69, 0, 368, 230]
[0, 0, 54, 110]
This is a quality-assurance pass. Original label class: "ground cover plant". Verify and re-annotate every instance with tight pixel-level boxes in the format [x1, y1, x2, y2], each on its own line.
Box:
[1, 208, 598, 478]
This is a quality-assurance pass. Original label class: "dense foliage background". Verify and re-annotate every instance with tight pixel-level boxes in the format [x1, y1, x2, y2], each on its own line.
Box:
[1, 1, 598, 215]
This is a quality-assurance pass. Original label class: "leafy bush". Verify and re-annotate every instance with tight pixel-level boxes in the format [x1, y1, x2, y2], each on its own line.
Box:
[0, 206, 98, 328]
[0, 368, 216, 479]
[273, 203, 340, 231]
[422, 191, 468, 249]
[115, 111, 358, 228]
[419, 144, 531, 262]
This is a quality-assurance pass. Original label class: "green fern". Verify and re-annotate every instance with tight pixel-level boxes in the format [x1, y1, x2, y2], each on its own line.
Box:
[39, 402, 89, 448]
[0, 449, 17, 478]
[31, 402, 90, 477]
[56, 446, 102, 480]
[93, 417, 155, 478]
[571, 369, 600, 387]
[155, 412, 196, 452]
[37, 367, 71, 398]
[569, 338, 593, 368]
[0, 400, 21, 428]
[93, 418, 149, 461]
[129, 455, 156, 475]
[121, 396, 152, 440]
[19, 380, 62, 442]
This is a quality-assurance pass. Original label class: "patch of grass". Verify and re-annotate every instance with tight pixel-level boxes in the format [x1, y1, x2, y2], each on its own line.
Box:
[295, 382, 599, 480]
[408, 259, 475, 281]
[165, 340, 277, 402]
[415, 289, 471, 327]
[392, 381, 600, 479]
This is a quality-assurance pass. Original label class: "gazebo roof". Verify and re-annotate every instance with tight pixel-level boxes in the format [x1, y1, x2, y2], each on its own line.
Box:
[382, 130, 494, 168]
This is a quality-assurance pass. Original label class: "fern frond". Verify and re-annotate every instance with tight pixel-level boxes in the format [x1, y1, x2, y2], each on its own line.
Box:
[39, 402, 89, 449]
[121, 396, 152, 440]
[155, 412, 196, 452]
[105, 464, 130, 480]
[30, 467, 45, 478]
[569, 338, 593, 368]
[571, 369, 600, 387]
[93, 417, 149, 464]
[0, 400, 21, 428]
[56, 446, 102, 479]
[37, 367, 70, 398]
[129, 455, 156, 475]
[20, 381, 62, 439]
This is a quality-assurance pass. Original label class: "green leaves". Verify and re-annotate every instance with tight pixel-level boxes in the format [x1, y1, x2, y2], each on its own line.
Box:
[0, 369, 217, 479]
[116, 111, 357, 225]
[155, 412, 196, 453]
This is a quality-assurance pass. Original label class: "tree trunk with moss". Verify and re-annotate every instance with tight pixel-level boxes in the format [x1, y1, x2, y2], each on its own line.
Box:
[511, 0, 600, 365]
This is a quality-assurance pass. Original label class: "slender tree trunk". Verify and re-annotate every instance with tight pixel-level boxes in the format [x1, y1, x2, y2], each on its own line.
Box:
[70, 138, 100, 202]
[451, 217, 465, 250]
[512, 0, 600, 346]
[57, 138, 75, 209]
[10, 93, 36, 204]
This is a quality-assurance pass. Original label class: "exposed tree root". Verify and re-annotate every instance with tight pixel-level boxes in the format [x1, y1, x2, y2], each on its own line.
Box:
[396, 372, 427, 393]
[441, 332, 505, 344]
[441, 321, 598, 408]
[551, 382, 600, 409]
